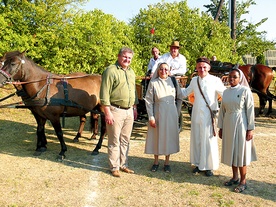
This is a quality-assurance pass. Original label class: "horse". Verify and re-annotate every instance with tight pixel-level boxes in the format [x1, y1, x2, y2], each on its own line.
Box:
[9, 82, 101, 143]
[74, 113, 102, 142]
[0, 51, 106, 160]
[239, 64, 275, 116]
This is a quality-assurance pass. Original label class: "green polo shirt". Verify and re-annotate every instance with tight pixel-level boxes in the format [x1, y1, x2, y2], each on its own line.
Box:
[100, 62, 138, 108]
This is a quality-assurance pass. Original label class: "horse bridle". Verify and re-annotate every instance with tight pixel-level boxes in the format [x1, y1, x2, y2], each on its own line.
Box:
[0, 56, 25, 85]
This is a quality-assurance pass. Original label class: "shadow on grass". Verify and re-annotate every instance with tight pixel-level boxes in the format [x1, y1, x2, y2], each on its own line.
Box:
[0, 112, 275, 203]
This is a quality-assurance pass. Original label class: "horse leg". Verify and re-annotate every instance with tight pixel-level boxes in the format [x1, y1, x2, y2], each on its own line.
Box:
[73, 115, 86, 142]
[92, 113, 106, 155]
[89, 113, 99, 140]
[50, 119, 67, 161]
[32, 111, 48, 156]
[265, 90, 274, 116]
[257, 93, 267, 116]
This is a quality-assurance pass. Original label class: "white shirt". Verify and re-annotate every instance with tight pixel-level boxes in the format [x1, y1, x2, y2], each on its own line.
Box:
[151, 52, 187, 75]
[147, 56, 160, 72]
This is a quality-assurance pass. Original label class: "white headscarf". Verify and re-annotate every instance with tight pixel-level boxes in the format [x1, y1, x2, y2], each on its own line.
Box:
[231, 64, 250, 87]
[150, 62, 170, 81]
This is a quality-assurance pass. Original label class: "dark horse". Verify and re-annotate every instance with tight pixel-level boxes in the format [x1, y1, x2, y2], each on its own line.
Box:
[0, 51, 106, 160]
[239, 64, 275, 116]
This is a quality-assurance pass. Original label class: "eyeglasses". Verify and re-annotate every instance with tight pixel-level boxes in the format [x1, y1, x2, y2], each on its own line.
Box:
[159, 68, 169, 71]
[228, 76, 239, 79]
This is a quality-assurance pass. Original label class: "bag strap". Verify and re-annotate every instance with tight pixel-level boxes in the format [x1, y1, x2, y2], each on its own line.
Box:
[170, 76, 177, 101]
[197, 77, 216, 136]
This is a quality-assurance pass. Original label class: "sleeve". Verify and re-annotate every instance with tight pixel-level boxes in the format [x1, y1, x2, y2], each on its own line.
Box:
[170, 55, 187, 76]
[176, 81, 184, 115]
[215, 77, 227, 96]
[245, 88, 255, 130]
[100, 68, 113, 106]
[217, 99, 226, 128]
[147, 58, 153, 72]
[144, 81, 155, 120]
[181, 77, 195, 98]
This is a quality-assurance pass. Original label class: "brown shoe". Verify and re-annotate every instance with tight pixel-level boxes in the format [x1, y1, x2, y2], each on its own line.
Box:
[121, 167, 134, 174]
[111, 170, 120, 177]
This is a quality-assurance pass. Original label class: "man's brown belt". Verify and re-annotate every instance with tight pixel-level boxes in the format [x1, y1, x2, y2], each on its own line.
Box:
[111, 103, 131, 110]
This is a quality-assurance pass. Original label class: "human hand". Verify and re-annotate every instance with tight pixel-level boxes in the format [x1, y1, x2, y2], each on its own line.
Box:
[105, 113, 114, 125]
[246, 130, 253, 141]
[149, 119, 156, 128]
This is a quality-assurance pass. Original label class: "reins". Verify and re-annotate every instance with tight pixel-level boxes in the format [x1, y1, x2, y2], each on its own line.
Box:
[5, 74, 91, 85]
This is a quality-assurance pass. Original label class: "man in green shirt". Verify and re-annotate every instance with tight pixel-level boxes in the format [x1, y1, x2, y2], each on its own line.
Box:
[100, 47, 138, 177]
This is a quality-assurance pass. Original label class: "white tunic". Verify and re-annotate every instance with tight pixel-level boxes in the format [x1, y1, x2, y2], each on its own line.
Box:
[182, 74, 226, 170]
[217, 84, 257, 167]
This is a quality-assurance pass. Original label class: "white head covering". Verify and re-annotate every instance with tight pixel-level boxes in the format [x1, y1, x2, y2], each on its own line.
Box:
[150, 62, 170, 81]
[232, 64, 250, 87]
[238, 68, 250, 87]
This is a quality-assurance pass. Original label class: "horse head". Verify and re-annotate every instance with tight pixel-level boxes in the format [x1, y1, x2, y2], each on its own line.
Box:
[0, 51, 26, 87]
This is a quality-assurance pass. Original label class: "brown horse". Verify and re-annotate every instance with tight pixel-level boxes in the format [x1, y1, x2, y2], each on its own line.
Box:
[239, 64, 275, 116]
[0, 51, 106, 160]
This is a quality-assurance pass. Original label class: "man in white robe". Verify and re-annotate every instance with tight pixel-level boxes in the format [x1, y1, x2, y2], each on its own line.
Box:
[181, 57, 226, 176]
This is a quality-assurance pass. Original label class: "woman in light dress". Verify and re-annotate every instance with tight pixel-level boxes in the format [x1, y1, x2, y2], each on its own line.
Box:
[218, 69, 257, 193]
[144, 63, 183, 173]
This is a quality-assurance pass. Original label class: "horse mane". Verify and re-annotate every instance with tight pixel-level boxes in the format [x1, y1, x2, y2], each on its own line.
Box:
[4, 50, 51, 74]
[3, 51, 22, 59]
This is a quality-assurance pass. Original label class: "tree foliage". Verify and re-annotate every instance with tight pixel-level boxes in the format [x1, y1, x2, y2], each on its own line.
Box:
[0, 0, 138, 75]
[204, 0, 275, 57]
[0, 0, 275, 77]
[130, 1, 239, 74]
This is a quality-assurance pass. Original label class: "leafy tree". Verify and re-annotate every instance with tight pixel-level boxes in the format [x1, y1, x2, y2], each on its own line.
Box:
[204, 0, 275, 57]
[130, 1, 239, 75]
[0, 0, 139, 75]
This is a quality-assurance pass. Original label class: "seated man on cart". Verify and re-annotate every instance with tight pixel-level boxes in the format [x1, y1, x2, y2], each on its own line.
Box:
[150, 40, 187, 77]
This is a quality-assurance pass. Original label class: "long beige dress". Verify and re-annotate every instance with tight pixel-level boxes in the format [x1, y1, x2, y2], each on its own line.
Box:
[218, 84, 257, 167]
[144, 77, 183, 155]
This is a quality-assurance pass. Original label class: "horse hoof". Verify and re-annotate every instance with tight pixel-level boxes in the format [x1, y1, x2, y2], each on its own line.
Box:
[91, 150, 99, 156]
[88, 136, 97, 140]
[73, 138, 79, 143]
[56, 155, 65, 161]
[34, 147, 47, 156]
[33, 151, 42, 156]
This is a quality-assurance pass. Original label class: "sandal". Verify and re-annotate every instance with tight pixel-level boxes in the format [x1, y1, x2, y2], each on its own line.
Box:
[164, 165, 171, 173]
[151, 164, 159, 172]
[224, 178, 239, 186]
[234, 183, 247, 193]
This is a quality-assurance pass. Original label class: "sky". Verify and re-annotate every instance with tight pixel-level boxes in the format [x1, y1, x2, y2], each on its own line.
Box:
[83, 0, 275, 41]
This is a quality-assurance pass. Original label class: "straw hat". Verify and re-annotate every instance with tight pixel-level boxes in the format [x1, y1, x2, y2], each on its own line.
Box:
[169, 41, 180, 48]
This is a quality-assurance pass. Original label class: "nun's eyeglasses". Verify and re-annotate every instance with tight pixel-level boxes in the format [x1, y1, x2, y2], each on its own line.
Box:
[159, 68, 169, 71]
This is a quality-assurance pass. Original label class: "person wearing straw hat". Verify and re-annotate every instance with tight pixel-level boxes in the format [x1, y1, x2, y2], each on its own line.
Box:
[151, 41, 187, 76]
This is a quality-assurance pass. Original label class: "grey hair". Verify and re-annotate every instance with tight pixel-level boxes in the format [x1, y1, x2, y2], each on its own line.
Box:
[119, 47, 134, 56]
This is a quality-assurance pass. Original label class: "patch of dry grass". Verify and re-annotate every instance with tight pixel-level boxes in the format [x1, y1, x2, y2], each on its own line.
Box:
[0, 86, 275, 207]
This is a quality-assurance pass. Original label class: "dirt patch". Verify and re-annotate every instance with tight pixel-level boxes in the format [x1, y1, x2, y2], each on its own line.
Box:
[0, 88, 275, 207]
